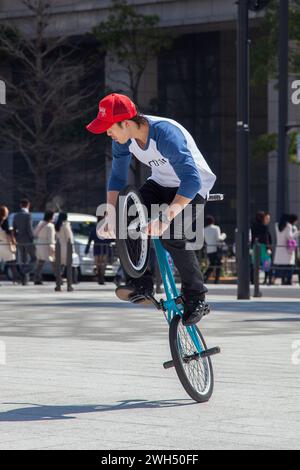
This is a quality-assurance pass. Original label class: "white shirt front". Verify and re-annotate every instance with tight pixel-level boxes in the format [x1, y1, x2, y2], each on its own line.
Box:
[204, 224, 226, 254]
[109, 115, 217, 200]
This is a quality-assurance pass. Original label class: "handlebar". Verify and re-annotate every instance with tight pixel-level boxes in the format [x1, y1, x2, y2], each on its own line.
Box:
[208, 194, 224, 202]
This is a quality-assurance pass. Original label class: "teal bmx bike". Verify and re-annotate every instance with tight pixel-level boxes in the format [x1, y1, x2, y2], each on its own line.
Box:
[116, 186, 221, 403]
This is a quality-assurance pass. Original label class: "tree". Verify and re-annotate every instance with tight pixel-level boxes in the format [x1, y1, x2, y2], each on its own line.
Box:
[0, 0, 102, 210]
[251, 0, 300, 85]
[93, 0, 173, 105]
[250, 0, 300, 165]
[92, 0, 173, 187]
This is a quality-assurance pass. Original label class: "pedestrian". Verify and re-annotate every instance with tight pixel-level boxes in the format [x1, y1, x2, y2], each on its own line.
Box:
[262, 212, 273, 285]
[13, 198, 36, 285]
[0, 206, 19, 284]
[287, 214, 300, 285]
[251, 211, 273, 285]
[55, 212, 74, 277]
[273, 214, 300, 285]
[287, 214, 299, 239]
[85, 216, 111, 285]
[33, 211, 56, 285]
[204, 215, 227, 284]
[87, 93, 217, 326]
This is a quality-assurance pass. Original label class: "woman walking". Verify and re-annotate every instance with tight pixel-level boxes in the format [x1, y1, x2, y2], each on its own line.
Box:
[273, 214, 299, 285]
[0, 206, 19, 284]
[55, 213, 74, 277]
[251, 211, 273, 285]
[33, 211, 56, 285]
[287, 214, 300, 285]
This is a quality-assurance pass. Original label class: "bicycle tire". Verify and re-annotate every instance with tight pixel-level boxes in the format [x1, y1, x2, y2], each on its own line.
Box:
[116, 186, 150, 278]
[169, 314, 214, 403]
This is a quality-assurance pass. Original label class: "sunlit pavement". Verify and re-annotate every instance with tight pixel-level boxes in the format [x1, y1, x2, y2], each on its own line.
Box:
[0, 282, 299, 450]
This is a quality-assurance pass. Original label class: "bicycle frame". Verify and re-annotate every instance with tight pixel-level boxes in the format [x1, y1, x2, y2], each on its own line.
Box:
[153, 238, 204, 354]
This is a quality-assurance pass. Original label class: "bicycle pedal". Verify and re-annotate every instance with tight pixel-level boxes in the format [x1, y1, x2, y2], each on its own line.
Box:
[130, 294, 152, 305]
[175, 296, 184, 305]
[145, 294, 163, 310]
[163, 360, 174, 369]
[200, 347, 221, 358]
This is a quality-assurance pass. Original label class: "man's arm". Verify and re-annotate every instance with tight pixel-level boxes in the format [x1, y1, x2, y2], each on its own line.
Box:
[26, 214, 34, 242]
[145, 194, 192, 236]
[12, 214, 18, 236]
[107, 190, 119, 209]
[155, 122, 202, 202]
[165, 194, 192, 222]
[146, 123, 201, 235]
[107, 141, 131, 193]
[97, 141, 131, 239]
[96, 191, 120, 239]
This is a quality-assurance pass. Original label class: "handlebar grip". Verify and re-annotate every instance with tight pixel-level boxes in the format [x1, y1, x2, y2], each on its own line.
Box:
[208, 194, 224, 202]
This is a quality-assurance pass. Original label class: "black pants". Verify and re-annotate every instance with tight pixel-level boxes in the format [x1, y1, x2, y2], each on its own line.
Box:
[127, 180, 207, 297]
[205, 252, 222, 283]
[17, 244, 37, 283]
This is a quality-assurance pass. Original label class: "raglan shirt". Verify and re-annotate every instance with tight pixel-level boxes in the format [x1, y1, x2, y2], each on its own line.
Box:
[108, 115, 216, 200]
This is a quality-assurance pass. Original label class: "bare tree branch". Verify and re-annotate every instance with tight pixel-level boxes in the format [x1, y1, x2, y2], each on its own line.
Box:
[0, 0, 101, 210]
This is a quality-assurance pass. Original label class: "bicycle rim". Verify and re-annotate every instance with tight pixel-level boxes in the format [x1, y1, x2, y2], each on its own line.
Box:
[169, 315, 214, 403]
[116, 186, 150, 278]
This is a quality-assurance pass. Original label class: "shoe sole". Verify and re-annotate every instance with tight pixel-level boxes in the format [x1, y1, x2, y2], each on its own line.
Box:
[182, 305, 211, 327]
[115, 286, 153, 305]
[182, 313, 203, 327]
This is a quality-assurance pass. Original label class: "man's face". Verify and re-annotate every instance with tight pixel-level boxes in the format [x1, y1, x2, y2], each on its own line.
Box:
[106, 122, 130, 144]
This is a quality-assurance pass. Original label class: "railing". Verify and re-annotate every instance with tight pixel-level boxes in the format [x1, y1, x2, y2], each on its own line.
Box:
[251, 241, 300, 298]
[0, 239, 120, 287]
[1, 240, 299, 295]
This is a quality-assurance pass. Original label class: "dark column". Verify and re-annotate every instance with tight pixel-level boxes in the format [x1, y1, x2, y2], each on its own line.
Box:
[236, 0, 250, 300]
[277, 0, 289, 220]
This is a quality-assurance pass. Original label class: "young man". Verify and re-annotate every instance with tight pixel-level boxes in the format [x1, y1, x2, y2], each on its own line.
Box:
[86, 93, 216, 326]
[13, 198, 37, 285]
[204, 215, 227, 284]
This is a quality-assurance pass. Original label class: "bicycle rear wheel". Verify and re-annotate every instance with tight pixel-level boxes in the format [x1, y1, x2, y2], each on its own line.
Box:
[169, 315, 214, 403]
[116, 186, 150, 278]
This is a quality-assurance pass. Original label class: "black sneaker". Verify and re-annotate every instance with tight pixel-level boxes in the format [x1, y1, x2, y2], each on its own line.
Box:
[182, 295, 210, 326]
[115, 278, 154, 305]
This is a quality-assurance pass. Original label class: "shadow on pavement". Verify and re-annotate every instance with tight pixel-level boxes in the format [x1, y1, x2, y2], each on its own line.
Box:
[211, 302, 300, 314]
[242, 317, 300, 323]
[0, 399, 195, 422]
[1, 302, 146, 309]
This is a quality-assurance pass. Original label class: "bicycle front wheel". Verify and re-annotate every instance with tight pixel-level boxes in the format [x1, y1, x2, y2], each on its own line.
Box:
[116, 186, 150, 278]
[169, 315, 214, 403]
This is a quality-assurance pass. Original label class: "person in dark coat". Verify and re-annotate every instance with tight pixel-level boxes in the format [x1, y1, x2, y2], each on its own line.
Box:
[13, 199, 37, 285]
[251, 211, 273, 285]
[85, 216, 112, 285]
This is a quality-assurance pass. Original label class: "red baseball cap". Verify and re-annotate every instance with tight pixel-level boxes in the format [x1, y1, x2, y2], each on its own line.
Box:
[86, 93, 137, 134]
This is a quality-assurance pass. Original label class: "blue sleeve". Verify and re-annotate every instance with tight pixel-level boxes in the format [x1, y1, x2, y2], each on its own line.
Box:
[107, 141, 132, 192]
[155, 122, 201, 199]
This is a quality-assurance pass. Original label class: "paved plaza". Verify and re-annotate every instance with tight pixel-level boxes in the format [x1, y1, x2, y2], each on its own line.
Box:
[0, 282, 299, 450]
